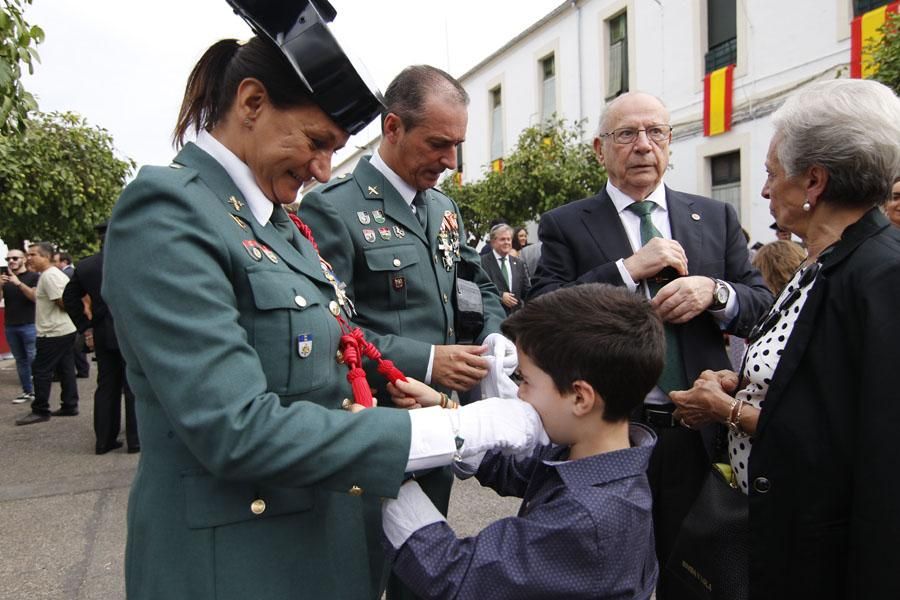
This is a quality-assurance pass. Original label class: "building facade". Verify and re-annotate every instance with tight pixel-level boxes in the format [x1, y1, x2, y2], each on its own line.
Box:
[316, 0, 887, 244]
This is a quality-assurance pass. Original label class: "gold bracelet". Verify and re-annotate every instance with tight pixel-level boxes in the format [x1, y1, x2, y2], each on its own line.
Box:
[438, 393, 458, 410]
[726, 398, 741, 434]
[733, 400, 749, 438]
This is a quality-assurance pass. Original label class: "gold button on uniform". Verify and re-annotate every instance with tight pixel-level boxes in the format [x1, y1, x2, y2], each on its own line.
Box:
[335, 349, 344, 364]
[392, 258, 401, 267]
[442, 293, 448, 303]
[448, 327, 454, 336]
[329, 301, 340, 316]
[250, 499, 266, 515]
[294, 295, 307, 308]
[349, 485, 363, 496]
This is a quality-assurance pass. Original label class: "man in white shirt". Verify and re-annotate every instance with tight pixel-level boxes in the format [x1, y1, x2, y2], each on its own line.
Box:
[16, 241, 80, 425]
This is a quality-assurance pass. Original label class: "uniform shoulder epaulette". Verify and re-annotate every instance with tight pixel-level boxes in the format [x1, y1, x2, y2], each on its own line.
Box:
[139, 163, 199, 189]
[318, 173, 355, 193]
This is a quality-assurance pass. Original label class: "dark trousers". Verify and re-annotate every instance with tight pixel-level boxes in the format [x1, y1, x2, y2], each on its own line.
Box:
[73, 337, 90, 377]
[94, 342, 139, 451]
[31, 333, 79, 415]
[643, 421, 709, 600]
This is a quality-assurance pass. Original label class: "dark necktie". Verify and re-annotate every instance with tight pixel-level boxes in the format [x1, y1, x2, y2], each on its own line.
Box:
[499, 256, 510, 289]
[625, 200, 688, 393]
[412, 192, 427, 230]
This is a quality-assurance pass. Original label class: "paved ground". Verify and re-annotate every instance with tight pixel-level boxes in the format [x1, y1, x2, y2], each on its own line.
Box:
[0, 357, 520, 600]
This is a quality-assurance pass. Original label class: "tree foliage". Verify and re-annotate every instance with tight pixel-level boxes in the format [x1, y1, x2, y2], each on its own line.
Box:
[0, 0, 42, 136]
[871, 11, 900, 94]
[440, 117, 606, 243]
[0, 111, 135, 256]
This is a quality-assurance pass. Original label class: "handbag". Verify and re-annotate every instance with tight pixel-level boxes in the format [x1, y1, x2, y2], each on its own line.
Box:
[665, 463, 749, 600]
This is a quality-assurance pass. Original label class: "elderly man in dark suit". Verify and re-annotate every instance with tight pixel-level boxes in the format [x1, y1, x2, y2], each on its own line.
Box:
[530, 91, 772, 598]
[481, 223, 530, 314]
[63, 223, 139, 454]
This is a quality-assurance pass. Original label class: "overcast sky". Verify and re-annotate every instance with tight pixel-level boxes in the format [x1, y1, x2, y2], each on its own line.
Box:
[22, 0, 563, 173]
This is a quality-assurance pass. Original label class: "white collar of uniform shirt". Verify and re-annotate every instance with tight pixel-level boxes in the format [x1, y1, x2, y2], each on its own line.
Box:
[194, 129, 274, 227]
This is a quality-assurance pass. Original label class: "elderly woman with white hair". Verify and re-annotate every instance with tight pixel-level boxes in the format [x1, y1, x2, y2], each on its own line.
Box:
[670, 78, 900, 600]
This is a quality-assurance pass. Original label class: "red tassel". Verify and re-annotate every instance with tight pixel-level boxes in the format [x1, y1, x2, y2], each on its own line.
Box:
[348, 367, 374, 407]
[377, 359, 407, 384]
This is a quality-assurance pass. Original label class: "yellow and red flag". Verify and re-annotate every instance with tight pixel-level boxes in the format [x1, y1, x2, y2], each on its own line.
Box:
[491, 158, 504, 173]
[851, 2, 899, 79]
[703, 64, 734, 137]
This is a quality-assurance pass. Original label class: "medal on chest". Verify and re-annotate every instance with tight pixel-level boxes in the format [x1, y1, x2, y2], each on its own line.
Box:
[438, 210, 461, 271]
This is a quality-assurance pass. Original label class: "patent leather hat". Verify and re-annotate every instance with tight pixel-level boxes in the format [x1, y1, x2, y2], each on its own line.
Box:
[226, 0, 384, 135]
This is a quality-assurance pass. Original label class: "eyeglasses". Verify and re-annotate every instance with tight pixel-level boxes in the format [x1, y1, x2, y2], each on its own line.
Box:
[599, 125, 672, 145]
[6, 256, 23, 261]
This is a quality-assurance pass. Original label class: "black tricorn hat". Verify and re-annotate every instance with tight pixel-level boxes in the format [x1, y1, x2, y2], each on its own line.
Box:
[226, 0, 384, 135]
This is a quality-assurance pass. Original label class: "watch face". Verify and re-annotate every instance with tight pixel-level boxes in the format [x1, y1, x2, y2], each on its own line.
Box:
[716, 285, 729, 304]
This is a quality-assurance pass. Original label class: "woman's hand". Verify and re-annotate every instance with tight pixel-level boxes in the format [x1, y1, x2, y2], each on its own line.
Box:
[387, 377, 442, 410]
[670, 375, 735, 428]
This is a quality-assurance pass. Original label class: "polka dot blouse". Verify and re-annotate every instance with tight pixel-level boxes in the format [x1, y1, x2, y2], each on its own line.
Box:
[730, 263, 820, 494]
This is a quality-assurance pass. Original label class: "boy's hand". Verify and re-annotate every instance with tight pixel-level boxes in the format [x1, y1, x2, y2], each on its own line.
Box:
[388, 377, 441, 409]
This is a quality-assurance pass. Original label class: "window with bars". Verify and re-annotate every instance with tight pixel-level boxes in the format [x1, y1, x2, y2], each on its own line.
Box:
[710, 151, 741, 217]
[490, 87, 503, 160]
[606, 12, 628, 100]
[705, 0, 737, 73]
[540, 54, 556, 124]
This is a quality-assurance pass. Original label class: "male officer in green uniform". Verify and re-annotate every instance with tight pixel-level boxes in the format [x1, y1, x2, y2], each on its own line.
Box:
[300, 65, 509, 600]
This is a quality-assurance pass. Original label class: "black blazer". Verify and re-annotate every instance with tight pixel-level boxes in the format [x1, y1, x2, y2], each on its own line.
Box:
[481, 252, 530, 314]
[530, 187, 772, 384]
[62, 251, 119, 350]
[747, 209, 900, 600]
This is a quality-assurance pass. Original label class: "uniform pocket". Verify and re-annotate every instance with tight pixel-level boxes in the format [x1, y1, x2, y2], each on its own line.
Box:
[363, 244, 422, 310]
[246, 266, 336, 395]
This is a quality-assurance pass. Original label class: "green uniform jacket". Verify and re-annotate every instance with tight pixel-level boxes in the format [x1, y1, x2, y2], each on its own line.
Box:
[102, 143, 411, 600]
[299, 156, 506, 397]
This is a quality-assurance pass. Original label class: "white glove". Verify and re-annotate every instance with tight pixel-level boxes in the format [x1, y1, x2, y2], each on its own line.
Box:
[405, 400, 548, 472]
[483, 333, 518, 375]
[382, 481, 447, 549]
[478, 355, 520, 400]
[451, 450, 486, 480]
[456, 397, 547, 457]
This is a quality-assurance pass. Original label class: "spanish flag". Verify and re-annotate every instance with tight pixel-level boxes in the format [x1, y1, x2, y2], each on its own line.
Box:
[491, 158, 504, 173]
[703, 64, 734, 137]
[851, 2, 899, 79]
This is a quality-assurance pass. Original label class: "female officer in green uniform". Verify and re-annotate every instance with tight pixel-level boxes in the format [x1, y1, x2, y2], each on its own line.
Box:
[102, 3, 545, 599]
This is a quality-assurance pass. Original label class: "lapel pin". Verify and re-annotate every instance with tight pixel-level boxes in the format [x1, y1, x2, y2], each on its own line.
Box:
[259, 244, 279, 264]
[363, 228, 376, 243]
[367, 185, 379, 196]
[242, 240, 263, 261]
[228, 196, 244, 211]
[357, 211, 371, 224]
[230, 214, 247, 229]
[691, 213, 701, 221]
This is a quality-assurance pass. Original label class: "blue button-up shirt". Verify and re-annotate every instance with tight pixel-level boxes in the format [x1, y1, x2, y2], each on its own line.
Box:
[388, 424, 658, 599]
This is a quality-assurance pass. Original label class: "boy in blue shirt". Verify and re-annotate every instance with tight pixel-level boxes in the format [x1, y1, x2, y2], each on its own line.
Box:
[383, 283, 664, 599]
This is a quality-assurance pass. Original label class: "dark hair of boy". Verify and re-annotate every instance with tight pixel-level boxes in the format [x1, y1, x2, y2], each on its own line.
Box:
[501, 283, 665, 422]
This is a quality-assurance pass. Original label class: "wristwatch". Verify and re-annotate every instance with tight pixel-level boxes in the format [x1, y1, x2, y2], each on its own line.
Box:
[709, 278, 730, 311]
